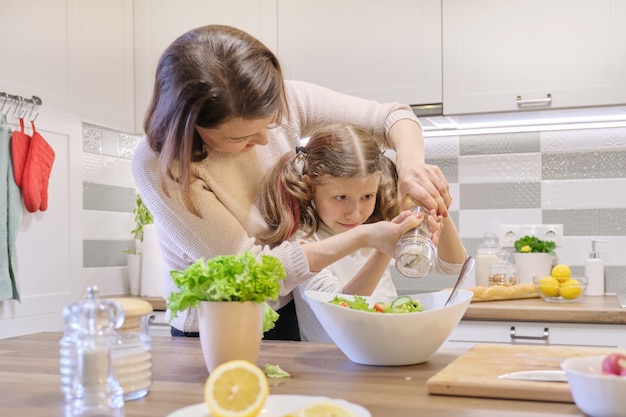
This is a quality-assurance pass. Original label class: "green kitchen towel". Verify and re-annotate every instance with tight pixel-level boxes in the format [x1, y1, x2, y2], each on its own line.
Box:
[0, 115, 21, 301]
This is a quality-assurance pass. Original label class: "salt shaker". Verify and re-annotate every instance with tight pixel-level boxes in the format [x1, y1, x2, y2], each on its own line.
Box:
[395, 206, 435, 278]
[60, 286, 125, 417]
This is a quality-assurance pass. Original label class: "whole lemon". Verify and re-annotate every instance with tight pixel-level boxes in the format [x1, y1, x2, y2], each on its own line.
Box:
[559, 279, 583, 300]
[551, 264, 571, 283]
[537, 276, 560, 297]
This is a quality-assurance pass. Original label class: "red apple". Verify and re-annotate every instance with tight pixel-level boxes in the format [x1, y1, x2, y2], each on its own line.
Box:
[602, 353, 626, 376]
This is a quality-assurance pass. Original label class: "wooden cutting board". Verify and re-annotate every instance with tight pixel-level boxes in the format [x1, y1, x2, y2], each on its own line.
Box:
[427, 344, 625, 403]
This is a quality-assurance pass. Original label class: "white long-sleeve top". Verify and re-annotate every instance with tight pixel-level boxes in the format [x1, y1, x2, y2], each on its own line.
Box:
[132, 80, 421, 332]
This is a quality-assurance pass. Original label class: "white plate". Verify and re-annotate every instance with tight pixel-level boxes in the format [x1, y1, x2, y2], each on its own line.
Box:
[166, 394, 371, 417]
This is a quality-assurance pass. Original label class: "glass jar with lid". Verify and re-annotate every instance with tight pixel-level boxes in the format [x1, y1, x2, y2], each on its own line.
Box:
[106, 297, 154, 400]
[489, 251, 517, 286]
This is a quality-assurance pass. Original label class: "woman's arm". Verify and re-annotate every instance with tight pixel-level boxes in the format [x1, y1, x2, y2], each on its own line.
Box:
[388, 119, 451, 217]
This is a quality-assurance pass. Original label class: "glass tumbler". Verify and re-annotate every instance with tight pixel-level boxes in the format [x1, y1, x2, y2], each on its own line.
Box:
[395, 206, 435, 278]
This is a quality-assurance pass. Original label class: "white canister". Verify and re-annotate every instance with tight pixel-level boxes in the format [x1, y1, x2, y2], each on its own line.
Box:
[475, 233, 500, 287]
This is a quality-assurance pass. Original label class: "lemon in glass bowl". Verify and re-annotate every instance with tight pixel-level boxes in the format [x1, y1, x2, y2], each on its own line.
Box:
[533, 275, 588, 303]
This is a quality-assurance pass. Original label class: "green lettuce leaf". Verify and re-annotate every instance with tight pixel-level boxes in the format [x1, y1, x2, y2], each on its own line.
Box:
[167, 252, 286, 332]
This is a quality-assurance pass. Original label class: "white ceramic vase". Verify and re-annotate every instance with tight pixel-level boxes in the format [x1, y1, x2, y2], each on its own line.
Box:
[198, 301, 264, 374]
[514, 253, 554, 284]
[126, 253, 142, 296]
[140, 224, 165, 297]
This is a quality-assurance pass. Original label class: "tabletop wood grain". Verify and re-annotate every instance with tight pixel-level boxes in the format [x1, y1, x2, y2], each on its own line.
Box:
[0, 332, 587, 417]
[464, 294, 626, 323]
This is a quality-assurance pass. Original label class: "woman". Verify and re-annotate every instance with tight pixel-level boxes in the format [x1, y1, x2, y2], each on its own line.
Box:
[132, 25, 451, 339]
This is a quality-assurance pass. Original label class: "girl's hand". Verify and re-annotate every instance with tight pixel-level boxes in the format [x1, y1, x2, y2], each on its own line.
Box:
[364, 210, 422, 258]
[426, 208, 444, 246]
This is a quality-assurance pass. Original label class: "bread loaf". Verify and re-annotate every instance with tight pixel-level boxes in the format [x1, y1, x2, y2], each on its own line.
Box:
[467, 283, 539, 302]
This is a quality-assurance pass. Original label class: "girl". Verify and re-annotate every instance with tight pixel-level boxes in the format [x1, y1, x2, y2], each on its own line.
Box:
[259, 125, 467, 342]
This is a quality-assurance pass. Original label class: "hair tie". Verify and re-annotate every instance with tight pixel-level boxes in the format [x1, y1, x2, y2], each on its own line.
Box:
[294, 146, 307, 174]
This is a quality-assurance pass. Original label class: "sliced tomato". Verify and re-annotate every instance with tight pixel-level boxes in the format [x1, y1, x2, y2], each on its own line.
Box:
[339, 301, 349, 308]
[373, 303, 386, 313]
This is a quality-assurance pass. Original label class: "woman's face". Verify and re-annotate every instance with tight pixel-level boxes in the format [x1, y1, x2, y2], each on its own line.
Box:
[310, 174, 380, 235]
[196, 115, 276, 153]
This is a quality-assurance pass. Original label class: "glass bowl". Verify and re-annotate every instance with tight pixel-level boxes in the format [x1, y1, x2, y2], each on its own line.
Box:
[533, 275, 588, 303]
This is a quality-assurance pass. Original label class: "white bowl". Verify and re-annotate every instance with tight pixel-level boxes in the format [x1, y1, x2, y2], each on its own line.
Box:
[304, 289, 472, 366]
[561, 355, 626, 417]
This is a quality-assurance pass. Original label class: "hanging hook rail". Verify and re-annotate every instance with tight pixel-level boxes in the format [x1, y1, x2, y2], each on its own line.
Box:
[0, 92, 42, 120]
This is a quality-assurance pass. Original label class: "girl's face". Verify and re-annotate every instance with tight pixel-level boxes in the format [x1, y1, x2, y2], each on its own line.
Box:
[195, 115, 276, 153]
[311, 174, 381, 235]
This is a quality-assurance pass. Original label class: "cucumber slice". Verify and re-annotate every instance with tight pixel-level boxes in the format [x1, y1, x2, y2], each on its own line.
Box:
[391, 295, 413, 308]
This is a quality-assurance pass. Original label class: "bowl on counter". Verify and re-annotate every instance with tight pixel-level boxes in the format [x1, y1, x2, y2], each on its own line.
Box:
[561, 355, 626, 417]
[304, 289, 473, 366]
[533, 275, 588, 303]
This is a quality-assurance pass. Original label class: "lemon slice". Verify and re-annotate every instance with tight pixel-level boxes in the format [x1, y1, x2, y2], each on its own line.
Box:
[297, 402, 356, 417]
[204, 359, 269, 417]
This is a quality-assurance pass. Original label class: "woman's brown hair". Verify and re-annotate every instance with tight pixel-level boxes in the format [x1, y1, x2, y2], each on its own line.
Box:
[143, 25, 286, 215]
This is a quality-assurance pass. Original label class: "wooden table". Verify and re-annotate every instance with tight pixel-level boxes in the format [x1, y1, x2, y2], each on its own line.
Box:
[1, 332, 586, 417]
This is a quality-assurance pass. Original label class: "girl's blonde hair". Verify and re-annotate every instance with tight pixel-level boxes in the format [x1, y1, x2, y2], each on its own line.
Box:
[259, 124, 399, 245]
[143, 25, 286, 216]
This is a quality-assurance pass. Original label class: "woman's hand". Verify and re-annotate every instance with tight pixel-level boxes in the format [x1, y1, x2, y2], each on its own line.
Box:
[398, 164, 451, 217]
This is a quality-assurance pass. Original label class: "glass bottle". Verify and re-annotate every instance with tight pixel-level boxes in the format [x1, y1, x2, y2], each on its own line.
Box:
[106, 297, 154, 400]
[395, 206, 435, 278]
[475, 233, 500, 287]
[60, 286, 125, 417]
[488, 251, 517, 286]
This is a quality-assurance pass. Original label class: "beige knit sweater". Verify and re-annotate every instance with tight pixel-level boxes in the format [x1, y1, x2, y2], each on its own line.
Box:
[132, 80, 420, 332]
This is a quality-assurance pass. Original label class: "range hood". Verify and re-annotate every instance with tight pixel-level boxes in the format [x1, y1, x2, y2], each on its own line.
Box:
[412, 104, 626, 136]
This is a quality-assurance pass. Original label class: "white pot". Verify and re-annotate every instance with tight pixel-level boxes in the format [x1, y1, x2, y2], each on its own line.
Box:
[198, 301, 263, 374]
[126, 253, 142, 296]
[514, 253, 554, 284]
[140, 224, 166, 297]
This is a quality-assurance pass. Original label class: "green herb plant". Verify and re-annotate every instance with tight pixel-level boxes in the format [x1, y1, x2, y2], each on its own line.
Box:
[514, 235, 556, 255]
[124, 194, 154, 254]
[167, 251, 286, 333]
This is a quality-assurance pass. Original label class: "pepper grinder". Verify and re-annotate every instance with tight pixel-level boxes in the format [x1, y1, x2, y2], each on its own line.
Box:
[60, 286, 125, 417]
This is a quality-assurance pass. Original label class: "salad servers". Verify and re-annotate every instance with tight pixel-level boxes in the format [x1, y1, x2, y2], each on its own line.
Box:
[445, 256, 475, 307]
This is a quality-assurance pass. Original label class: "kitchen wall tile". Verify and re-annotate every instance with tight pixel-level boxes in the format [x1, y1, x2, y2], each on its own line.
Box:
[82, 123, 102, 154]
[460, 182, 541, 210]
[460, 131, 540, 155]
[425, 135, 459, 158]
[427, 157, 458, 183]
[82, 153, 135, 187]
[606, 267, 626, 294]
[448, 183, 460, 212]
[459, 153, 541, 184]
[83, 266, 127, 296]
[543, 209, 626, 236]
[119, 133, 142, 160]
[542, 178, 626, 209]
[543, 150, 626, 180]
[83, 210, 134, 241]
[542, 127, 626, 152]
[83, 182, 135, 212]
[458, 208, 542, 238]
[83, 240, 129, 267]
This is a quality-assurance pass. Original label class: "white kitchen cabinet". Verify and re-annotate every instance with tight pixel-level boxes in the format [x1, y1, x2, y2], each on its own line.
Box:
[446, 320, 626, 349]
[0, 0, 135, 132]
[133, 0, 278, 133]
[442, 0, 626, 115]
[78, 0, 135, 132]
[277, 0, 442, 105]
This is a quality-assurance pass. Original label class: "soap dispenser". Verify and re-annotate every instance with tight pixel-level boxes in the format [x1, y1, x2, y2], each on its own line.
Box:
[585, 240, 605, 296]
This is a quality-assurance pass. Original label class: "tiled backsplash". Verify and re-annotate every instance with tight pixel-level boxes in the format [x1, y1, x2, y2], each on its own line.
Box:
[81, 122, 626, 296]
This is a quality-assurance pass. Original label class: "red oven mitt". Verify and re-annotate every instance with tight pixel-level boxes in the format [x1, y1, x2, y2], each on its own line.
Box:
[10, 118, 30, 187]
[22, 123, 55, 212]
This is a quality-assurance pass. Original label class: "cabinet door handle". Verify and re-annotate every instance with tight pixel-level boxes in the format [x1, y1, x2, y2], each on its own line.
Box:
[516, 93, 552, 107]
[510, 326, 549, 342]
